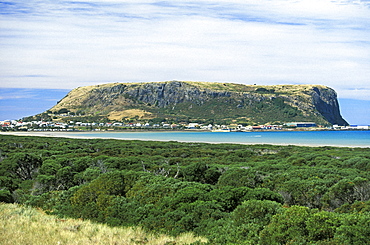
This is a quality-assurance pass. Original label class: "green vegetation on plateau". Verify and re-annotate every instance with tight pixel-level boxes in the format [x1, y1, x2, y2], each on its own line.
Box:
[1, 135, 369, 244]
[38, 81, 348, 126]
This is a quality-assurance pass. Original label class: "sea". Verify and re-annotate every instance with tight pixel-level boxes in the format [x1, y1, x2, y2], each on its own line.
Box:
[70, 130, 370, 148]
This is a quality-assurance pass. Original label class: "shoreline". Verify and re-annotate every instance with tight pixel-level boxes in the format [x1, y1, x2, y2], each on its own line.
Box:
[1, 131, 369, 148]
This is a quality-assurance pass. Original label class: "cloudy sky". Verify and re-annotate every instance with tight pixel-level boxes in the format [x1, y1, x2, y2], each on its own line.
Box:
[1, 0, 370, 123]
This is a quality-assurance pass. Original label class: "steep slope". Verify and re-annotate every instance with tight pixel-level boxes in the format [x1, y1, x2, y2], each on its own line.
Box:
[48, 81, 348, 126]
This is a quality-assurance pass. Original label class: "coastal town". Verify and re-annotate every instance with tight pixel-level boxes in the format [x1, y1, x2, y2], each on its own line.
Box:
[1, 119, 369, 132]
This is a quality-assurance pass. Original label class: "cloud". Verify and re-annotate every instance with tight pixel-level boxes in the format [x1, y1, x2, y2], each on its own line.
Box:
[0, 0, 369, 101]
[0, 89, 37, 100]
[0, 88, 68, 101]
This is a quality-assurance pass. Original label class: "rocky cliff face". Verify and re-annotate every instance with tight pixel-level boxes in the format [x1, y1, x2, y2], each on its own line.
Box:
[49, 81, 348, 125]
[310, 87, 347, 126]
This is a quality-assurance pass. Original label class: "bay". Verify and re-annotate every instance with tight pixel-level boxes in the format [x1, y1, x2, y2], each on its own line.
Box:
[72, 130, 370, 148]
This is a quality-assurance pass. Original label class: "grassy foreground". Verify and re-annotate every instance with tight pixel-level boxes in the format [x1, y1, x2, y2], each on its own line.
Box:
[0, 203, 207, 245]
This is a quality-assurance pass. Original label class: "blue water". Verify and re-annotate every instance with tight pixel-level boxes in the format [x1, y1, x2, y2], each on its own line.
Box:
[72, 130, 370, 147]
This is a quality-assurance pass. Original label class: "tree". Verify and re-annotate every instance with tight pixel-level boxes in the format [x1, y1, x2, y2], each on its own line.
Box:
[231, 200, 282, 243]
[259, 206, 312, 244]
[7, 153, 42, 181]
[322, 177, 370, 210]
[70, 171, 127, 220]
[335, 212, 370, 245]
[343, 157, 370, 171]
[182, 162, 221, 184]
[217, 168, 265, 188]
[0, 189, 13, 202]
[306, 211, 341, 242]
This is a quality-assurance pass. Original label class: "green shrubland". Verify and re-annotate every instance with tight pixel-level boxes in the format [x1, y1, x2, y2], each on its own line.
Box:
[0, 135, 369, 244]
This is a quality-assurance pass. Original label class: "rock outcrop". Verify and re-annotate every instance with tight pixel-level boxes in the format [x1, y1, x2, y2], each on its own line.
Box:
[48, 81, 348, 126]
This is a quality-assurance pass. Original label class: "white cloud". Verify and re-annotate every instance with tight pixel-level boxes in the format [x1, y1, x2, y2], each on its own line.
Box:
[0, 0, 369, 100]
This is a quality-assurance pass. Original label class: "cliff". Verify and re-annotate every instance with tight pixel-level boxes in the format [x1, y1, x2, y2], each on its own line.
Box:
[48, 81, 348, 126]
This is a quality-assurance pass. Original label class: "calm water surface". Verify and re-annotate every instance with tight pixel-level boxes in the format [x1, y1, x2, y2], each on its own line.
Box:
[73, 130, 370, 147]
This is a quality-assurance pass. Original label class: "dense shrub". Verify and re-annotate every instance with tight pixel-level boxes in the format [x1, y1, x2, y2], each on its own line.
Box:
[0, 135, 369, 243]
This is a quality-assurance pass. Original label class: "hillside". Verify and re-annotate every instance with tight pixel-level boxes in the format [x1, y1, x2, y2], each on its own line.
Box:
[46, 81, 348, 126]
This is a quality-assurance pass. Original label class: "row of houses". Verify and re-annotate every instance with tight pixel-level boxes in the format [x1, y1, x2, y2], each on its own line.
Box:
[333, 125, 370, 130]
[1, 120, 68, 129]
[0, 120, 184, 130]
[0, 120, 270, 131]
[2, 120, 368, 131]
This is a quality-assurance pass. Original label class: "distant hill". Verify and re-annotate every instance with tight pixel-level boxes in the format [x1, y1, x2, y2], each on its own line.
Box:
[43, 81, 348, 126]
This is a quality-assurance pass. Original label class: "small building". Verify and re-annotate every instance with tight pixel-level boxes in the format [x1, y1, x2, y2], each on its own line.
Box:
[252, 126, 262, 130]
[285, 122, 316, 128]
[346, 125, 370, 130]
[187, 123, 199, 129]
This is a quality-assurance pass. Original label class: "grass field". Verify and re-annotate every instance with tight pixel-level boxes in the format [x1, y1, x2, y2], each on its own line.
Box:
[0, 203, 207, 245]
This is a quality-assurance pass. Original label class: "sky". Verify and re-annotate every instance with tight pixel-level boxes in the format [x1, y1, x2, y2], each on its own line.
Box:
[0, 0, 370, 124]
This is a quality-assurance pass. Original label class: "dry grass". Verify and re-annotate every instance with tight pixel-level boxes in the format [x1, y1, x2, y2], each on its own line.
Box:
[0, 203, 207, 245]
[52, 85, 96, 111]
[108, 109, 153, 121]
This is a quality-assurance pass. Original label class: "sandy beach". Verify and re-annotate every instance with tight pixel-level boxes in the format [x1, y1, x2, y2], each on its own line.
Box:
[1, 131, 369, 148]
